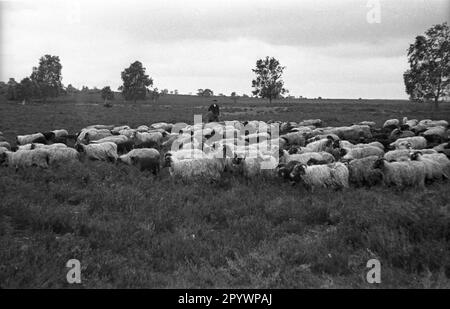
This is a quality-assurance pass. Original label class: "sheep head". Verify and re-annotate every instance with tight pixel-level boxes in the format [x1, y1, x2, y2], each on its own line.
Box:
[410, 151, 422, 161]
[289, 163, 306, 182]
[373, 158, 386, 169]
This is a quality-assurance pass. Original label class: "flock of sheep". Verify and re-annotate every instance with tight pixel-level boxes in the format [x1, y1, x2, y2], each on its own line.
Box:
[0, 116, 449, 190]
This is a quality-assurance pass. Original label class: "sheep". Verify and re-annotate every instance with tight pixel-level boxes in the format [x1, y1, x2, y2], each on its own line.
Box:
[307, 134, 339, 144]
[280, 132, 306, 147]
[418, 119, 448, 128]
[330, 125, 372, 142]
[165, 156, 224, 181]
[347, 155, 383, 187]
[328, 162, 350, 189]
[77, 128, 112, 143]
[136, 125, 150, 132]
[276, 160, 301, 180]
[164, 148, 207, 161]
[112, 125, 131, 135]
[433, 142, 449, 152]
[0, 149, 49, 169]
[17, 143, 45, 151]
[340, 146, 384, 161]
[47, 147, 80, 165]
[133, 131, 164, 149]
[305, 136, 333, 152]
[384, 149, 412, 162]
[373, 158, 425, 189]
[151, 122, 173, 132]
[389, 128, 415, 140]
[16, 133, 47, 145]
[0, 146, 8, 156]
[389, 136, 427, 150]
[0, 141, 11, 150]
[410, 152, 449, 182]
[31, 143, 67, 150]
[280, 150, 334, 165]
[91, 135, 134, 154]
[356, 141, 385, 151]
[337, 140, 384, 151]
[298, 119, 322, 127]
[52, 129, 69, 138]
[75, 142, 118, 162]
[118, 148, 160, 174]
[118, 128, 137, 138]
[402, 117, 418, 129]
[231, 154, 277, 178]
[358, 121, 376, 128]
[287, 146, 313, 155]
[289, 164, 332, 190]
[85, 124, 115, 130]
[421, 126, 447, 144]
[383, 119, 400, 130]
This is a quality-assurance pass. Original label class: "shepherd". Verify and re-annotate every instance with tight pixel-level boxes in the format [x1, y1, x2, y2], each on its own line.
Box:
[206, 103, 220, 123]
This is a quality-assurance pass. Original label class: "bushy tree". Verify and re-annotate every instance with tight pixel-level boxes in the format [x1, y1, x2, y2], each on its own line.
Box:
[251, 56, 287, 103]
[6, 78, 18, 100]
[101, 86, 114, 102]
[16, 77, 34, 103]
[30, 54, 63, 102]
[404, 22, 450, 109]
[230, 91, 239, 103]
[149, 88, 160, 102]
[120, 61, 153, 102]
[66, 84, 79, 95]
[197, 88, 213, 97]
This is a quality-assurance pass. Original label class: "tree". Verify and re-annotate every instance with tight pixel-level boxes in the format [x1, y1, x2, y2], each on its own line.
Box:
[404, 22, 450, 110]
[30, 54, 63, 102]
[149, 88, 160, 102]
[101, 86, 114, 102]
[6, 78, 18, 101]
[120, 61, 153, 103]
[197, 88, 213, 97]
[16, 77, 34, 103]
[66, 84, 79, 95]
[251, 56, 287, 104]
[230, 91, 239, 103]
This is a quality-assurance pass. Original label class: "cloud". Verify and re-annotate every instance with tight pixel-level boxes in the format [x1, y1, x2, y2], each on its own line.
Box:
[0, 0, 449, 99]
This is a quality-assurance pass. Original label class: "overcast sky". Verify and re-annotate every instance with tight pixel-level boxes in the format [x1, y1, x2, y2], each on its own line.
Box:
[1, 0, 449, 99]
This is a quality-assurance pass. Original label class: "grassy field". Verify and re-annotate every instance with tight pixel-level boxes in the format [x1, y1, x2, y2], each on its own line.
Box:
[1, 93, 450, 288]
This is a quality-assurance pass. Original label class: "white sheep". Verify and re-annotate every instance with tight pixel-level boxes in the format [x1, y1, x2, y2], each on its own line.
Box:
[383, 119, 400, 129]
[16, 133, 46, 145]
[75, 142, 118, 162]
[52, 129, 69, 138]
[112, 125, 131, 135]
[289, 164, 332, 190]
[418, 119, 448, 128]
[280, 150, 334, 165]
[373, 158, 425, 189]
[305, 137, 333, 152]
[409, 152, 448, 182]
[118, 148, 160, 174]
[77, 128, 112, 143]
[0, 149, 49, 169]
[389, 136, 427, 150]
[165, 157, 224, 181]
[133, 131, 164, 149]
[341, 146, 384, 161]
[0, 141, 11, 150]
[47, 147, 80, 165]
